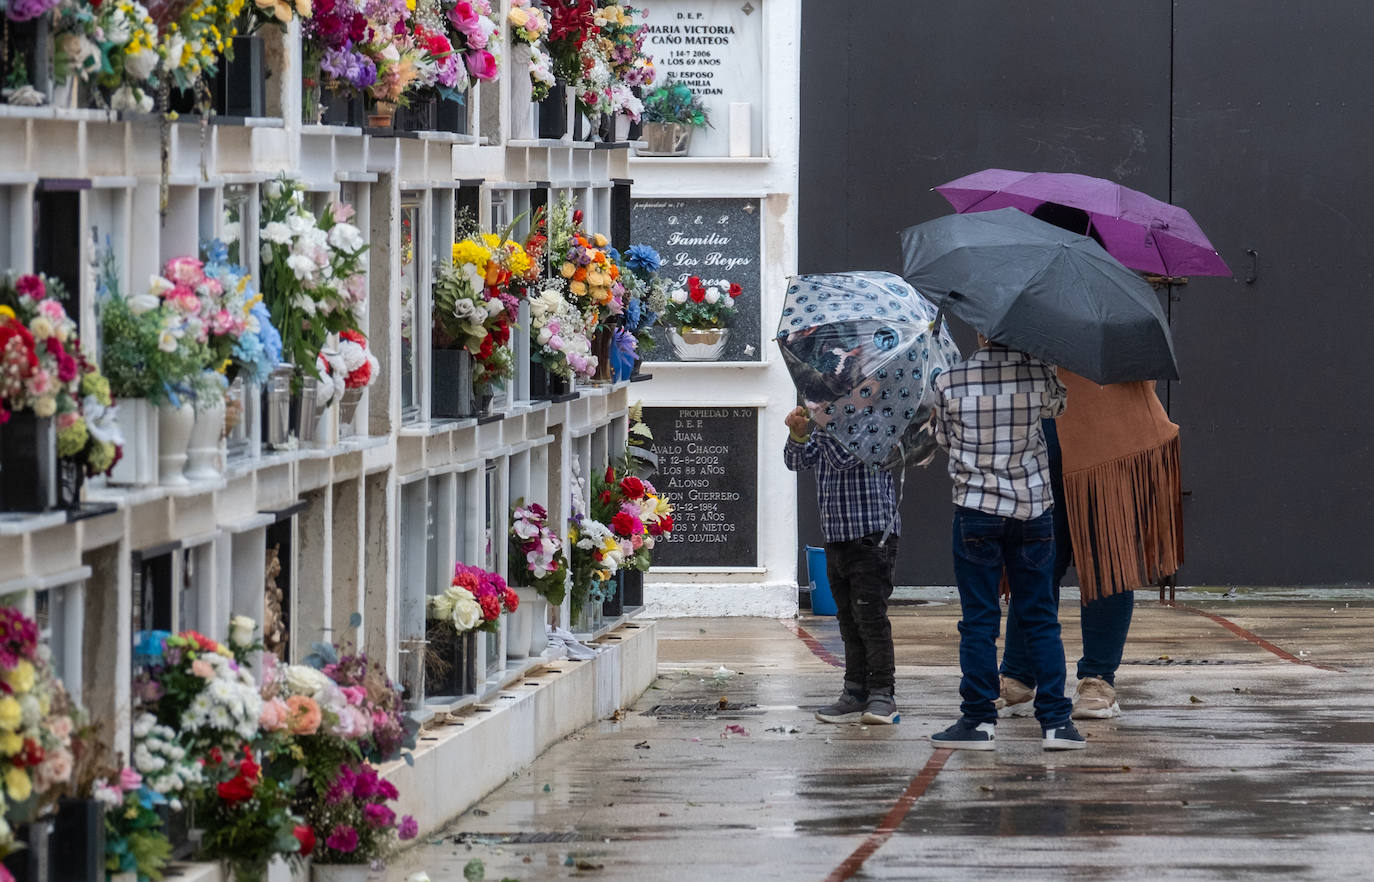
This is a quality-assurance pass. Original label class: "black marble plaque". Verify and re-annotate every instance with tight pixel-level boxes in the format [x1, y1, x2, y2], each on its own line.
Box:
[644, 406, 758, 567]
[631, 197, 762, 362]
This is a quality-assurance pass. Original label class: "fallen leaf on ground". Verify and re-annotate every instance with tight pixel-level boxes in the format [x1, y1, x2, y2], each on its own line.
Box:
[575, 860, 605, 871]
[1189, 695, 1204, 703]
[978, 784, 995, 792]
[634, 741, 651, 750]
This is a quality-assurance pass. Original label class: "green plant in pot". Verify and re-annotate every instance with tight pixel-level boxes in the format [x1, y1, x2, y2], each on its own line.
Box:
[638, 77, 710, 156]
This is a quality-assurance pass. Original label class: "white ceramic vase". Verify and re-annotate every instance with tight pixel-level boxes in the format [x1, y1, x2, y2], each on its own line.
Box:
[614, 113, 631, 142]
[156, 401, 195, 486]
[109, 398, 158, 485]
[511, 52, 535, 140]
[508, 588, 540, 660]
[527, 596, 549, 656]
[184, 391, 226, 480]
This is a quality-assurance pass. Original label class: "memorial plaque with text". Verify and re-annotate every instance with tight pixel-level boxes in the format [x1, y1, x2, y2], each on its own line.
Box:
[641, 0, 764, 156]
[645, 406, 757, 567]
[632, 196, 762, 362]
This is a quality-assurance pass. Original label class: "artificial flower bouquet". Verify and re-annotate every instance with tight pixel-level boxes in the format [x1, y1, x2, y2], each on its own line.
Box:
[258, 176, 368, 385]
[609, 243, 666, 375]
[0, 607, 80, 858]
[430, 562, 515, 636]
[303, 760, 418, 863]
[577, 2, 652, 122]
[567, 457, 622, 609]
[51, 0, 161, 113]
[313, 328, 380, 410]
[441, 0, 501, 86]
[542, 0, 595, 85]
[642, 76, 711, 129]
[665, 275, 742, 330]
[589, 456, 674, 575]
[202, 239, 285, 387]
[509, 0, 554, 100]
[509, 499, 569, 605]
[434, 232, 530, 393]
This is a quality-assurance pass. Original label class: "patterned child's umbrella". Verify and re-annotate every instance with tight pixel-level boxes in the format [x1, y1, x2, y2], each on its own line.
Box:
[776, 271, 962, 470]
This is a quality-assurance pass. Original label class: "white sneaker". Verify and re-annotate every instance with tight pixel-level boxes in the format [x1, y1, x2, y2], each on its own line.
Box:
[1072, 676, 1121, 719]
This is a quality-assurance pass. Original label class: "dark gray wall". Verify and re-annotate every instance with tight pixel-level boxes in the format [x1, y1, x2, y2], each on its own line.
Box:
[797, 1, 1374, 587]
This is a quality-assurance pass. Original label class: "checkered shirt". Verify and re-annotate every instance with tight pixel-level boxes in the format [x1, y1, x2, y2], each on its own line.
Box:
[932, 345, 1067, 520]
[784, 430, 899, 542]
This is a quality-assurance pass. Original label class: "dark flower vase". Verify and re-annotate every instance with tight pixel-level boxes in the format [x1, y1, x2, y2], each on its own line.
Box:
[322, 89, 366, 127]
[425, 621, 477, 698]
[602, 572, 625, 617]
[432, 348, 477, 418]
[0, 821, 49, 882]
[0, 412, 57, 513]
[436, 93, 468, 133]
[538, 80, 568, 139]
[52, 798, 106, 881]
[212, 35, 265, 118]
[622, 569, 644, 608]
[529, 361, 570, 399]
[397, 95, 436, 132]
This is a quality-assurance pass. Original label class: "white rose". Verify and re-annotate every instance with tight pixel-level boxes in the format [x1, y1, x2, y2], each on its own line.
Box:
[283, 664, 333, 696]
[485, 298, 506, 317]
[450, 592, 483, 632]
[221, 221, 241, 245]
[286, 214, 313, 236]
[670, 288, 688, 304]
[165, 35, 185, 71]
[287, 254, 317, 281]
[264, 180, 283, 200]
[261, 243, 274, 265]
[157, 328, 180, 353]
[705, 288, 721, 304]
[229, 615, 256, 648]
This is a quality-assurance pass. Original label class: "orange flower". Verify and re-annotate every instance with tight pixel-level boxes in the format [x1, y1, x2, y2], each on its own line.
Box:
[285, 695, 322, 736]
[608, 264, 620, 281]
[573, 267, 588, 282]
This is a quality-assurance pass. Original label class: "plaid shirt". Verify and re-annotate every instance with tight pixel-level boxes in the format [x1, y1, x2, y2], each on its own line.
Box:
[932, 345, 1067, 520]
[785, 430, 900, 542]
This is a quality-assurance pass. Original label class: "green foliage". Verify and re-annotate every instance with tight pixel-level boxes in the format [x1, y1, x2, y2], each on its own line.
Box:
[106, 796, 173, 881]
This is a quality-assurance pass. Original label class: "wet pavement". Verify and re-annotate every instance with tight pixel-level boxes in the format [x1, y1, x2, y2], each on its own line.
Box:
[389, 592, 1374, 880]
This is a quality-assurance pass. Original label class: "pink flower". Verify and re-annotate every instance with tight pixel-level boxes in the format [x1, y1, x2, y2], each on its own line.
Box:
[330, 200, 355, 223]
[165, 257, 206, 286]
[398, 815, 418, 840]
[465, 49, 498, 81]
[448, 1, 482, 37]
[340, 685, 367, 706]
[325, 824, 359, 853]
[37, 300, 66, 322]
[332, 704, 372, 739]
[211, 310, 237, 335]
[15, 275, 45, 300]
[378, 778, 399, 800]
[119, 766, 143, 792]
[191, 658, 215, 679]
[259, 697, 291, 732]
[363, 802, 395, 829]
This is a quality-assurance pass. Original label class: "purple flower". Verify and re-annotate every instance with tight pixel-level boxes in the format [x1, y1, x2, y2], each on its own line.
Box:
[363, 802, 396, 829]
[398, 815, 419, 841]
[322, 48, 378, 90]
[4, 0, 61, 22]
[325, 824, 359, 853]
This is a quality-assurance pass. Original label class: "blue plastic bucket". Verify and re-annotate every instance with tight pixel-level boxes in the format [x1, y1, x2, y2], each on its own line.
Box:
[805, 545, 838, 616]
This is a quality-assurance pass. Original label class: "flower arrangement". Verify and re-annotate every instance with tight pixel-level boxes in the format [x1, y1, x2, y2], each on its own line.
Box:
[509, 0, 553, 100]
[567, 457, 622, 607]
[616, 243, 668, 353]
[543, 0, 594, 84]
[52, 0, 161, 112]
[258, 176, 368, 384]
[548, 195, 624, 328]
[441, 0, 501, 85]
[154, 0, 251, 92]
[313, 328, 379, 409]
[642, 76, 710, 128]
[96, 246, 214, 409]
[202, 239, 285, 387]
[195, 742, 307, 882]
[434, 231, 530, 393]
[528, 281, 597, 380]
[582, 2, 652, 120]
[99, 766, 176, 881]
[306, 761, 417, 863]
[303, 0, 375, 98]
[665, 275, 742, 330]
[0, 607, 79, 856]
[591, 457, 674, 572]
[3, 0, 61, 22]
[509, 500, 569, 605]
[132, 628, 263, 754]
[1, 273, 124, 476]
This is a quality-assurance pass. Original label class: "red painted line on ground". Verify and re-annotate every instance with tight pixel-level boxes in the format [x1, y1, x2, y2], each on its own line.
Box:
[781, 619, 844, 668]
[825, 748, 953, 882]
[1165, 602, 1344, 672]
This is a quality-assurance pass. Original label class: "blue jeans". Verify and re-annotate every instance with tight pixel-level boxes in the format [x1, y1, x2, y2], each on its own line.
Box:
[1002, 419, 1135, 686]
[952, 506, 1072, 727]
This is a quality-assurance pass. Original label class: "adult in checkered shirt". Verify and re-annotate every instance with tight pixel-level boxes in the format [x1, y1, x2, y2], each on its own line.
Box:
[784, 406, 902, 726]
[926, 337, 1087, 752]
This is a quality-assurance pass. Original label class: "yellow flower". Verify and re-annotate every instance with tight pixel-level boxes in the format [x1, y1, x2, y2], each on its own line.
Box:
[506, 243, 531, 278]
[4, 767, 30, 803]
[0, 732, 21, 755]
[295, 0, 312, 16]
[452, 240, 491, 273]
[405, 0, 415, 9]
[0, 698, 20, 732]
[560, 262, 577, 279]
[509, 6, 529, 27]
[0, 305, 14, 321]
[569, 280, 587, 296]
[593, 233, 609, 248]
[2, 661, 34, 695]
[482, 233, 500, 249]
[217, 358, 232, 374]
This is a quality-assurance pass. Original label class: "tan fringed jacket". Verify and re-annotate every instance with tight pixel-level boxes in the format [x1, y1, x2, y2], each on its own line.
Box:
[1056, 372, 1184, 602]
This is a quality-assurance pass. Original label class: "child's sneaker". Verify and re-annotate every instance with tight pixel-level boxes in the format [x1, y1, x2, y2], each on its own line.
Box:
[995, 675, 1035, 717]
[861, 689, 900, 725]
[929, 718, 996, 750]
[1042, 721, 1088, 750]
[815, 684, 867, 723]
[1071, 676, 1121, 719]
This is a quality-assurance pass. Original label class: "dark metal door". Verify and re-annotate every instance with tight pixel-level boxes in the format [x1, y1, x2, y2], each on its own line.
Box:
[1168, 2, 1374, 584]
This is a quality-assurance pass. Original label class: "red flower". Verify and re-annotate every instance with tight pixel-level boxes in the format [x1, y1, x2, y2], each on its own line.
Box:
[599, 489, 613, 505]
[689, 287, 706, 303]
[610, 512, 637, 537]
[572, 209, 584, 225]
[18, 738, 44, 767]
[478, 334, 495, 360]
[217, 773, 255, 804]
[340, 328, 366, 346]
[604, 466, 616, 483]
[728, 283, 743, 298]
[14, 275, 44, 300]
[619, 476, 645, 499]
[478, 593, 501, 621]
[649, 515, 674, 537]
[503, 588, 519, 612]
[293, 825, 316, 856]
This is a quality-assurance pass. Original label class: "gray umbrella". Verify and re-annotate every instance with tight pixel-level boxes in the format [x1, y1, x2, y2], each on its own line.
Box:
[899, 207, 1179, 383]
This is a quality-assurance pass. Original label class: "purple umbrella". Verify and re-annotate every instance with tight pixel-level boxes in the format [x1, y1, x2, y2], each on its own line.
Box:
[935, 168, 1230, 277]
